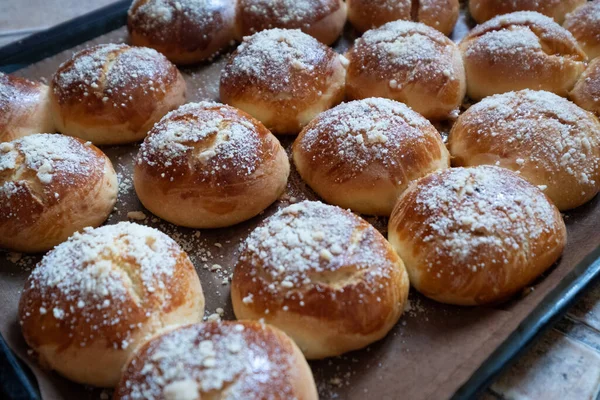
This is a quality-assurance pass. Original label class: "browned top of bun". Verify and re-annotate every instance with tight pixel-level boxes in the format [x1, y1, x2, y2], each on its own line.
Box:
[136, 102, 280, 188]
[237, 0, 343, 34]
[470, 0, 585, 23]
[0, 134, 107, 228]
[294, 98, 446, 183]
[571, 58, 600, 112]
[115, 321, 303, 399]
[233, 201, 404, 334]
[51, 44, 180, 126]
[461, 11, 585, 63]
[0, 73, 46, 121]
[19, 222, 196, 350]
[563, 1, 600, 54]
[128, 0, 234, 52]
[220, 28, 341, 103]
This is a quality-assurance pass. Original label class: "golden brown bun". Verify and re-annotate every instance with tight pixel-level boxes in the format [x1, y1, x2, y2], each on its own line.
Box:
[18, 222, 205, 387]
[469, 0, 585, 24]
[128, 0, 237, 65]
[0, 134, 117, 253]
[0, 73, 55, 142]
[449, 90, 600, 211]
[50, 44, 186, 145]
[231, 201, 409, 359]
[345, 21, 466, 120]
[220, 28, 347, 134]
[563, 0, 600, 60]
[459, 11, 586, 100]
[571, 58, 600, 116]
[347, 0, 459, 35]
[236, 0, 347, 45]
[115, 321, 318, 400]
[134, 102, 289, 228]
[293, 98, 450, 216]
[388, 166, 566, 306]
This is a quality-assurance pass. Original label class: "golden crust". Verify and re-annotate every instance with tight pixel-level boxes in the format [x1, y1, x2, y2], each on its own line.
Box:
[18, 222, 205, 387]
[114, 321, 318, 400]
[345, 21, 466, 120]
[128, 0, 237, 64]
[134, 102, 290, 228]
[571, 58, 600, 116]
[469, 0, 585, 24]
[563, 0, 600, 61]
[0, 73, 55, 142]
[0, 134, 117, 252]
[220, 28, 346, 134]
[459, 11, 586, 100]
[449, 89, 600, 211]
[388, 166, 566, 306]
[293, 98, 450, 216]
[347, 0, 459, 35]
[50, 44, 186, 145]
[236, 0, 347, 45]
[231, 201, 409, 359]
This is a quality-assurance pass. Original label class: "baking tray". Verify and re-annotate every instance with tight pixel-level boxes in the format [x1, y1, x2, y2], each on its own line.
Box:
[1, 1, 600, 399]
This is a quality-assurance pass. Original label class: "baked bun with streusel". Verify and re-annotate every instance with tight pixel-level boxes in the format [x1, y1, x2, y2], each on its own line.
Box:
[293, 98, 450, 216]
[115, 321, 318, 400]
[388, 166, 566, 305]
[0, 73, 55, 142]
[449, 90, 600, 211]
[18, 222, 205, 387]
[50, 44, 186, 145]
[469, 0, 585, 24]
[0, 134, 117, 253]
[563, 0, 600, 60]
[220, 28, 347, 135]
[571, 58, 600, 116]
[128, 0, 237, 64]
[459, 11, 586, 100]
[134, 102, 289, 228]
[231, 201, 409, 359]
[345, 21, 466, 120]
[347, 0, 459, 36]
[236, 0, 347, 45]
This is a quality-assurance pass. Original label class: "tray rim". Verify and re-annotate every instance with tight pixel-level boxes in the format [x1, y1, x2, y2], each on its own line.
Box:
[1, 2, 600, 399]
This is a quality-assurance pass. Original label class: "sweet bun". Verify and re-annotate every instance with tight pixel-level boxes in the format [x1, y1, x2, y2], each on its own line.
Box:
[459, 11, 586, 100]
[114, 321, 318, 400]
[18, 222, 205, 387]
[563, 0, 600, 60]
[469, 0, 585, 24]
[0, 73, 55, 142]
[50, 44, 186, 145]
[134, 102, 289, 228]
[231, 201, 409, 359]
[236, 0, 347, 45]
[345, 21, 466, 120]
[571, 58, 600, 116]
[220, 28, 347, 134]
[347, 0, 459, 36]
[449, 90, 600, 211]
[0, 134, 117, 253]
[293, 98, 450, 216]
[388, 166, 566, 306]
[128, 0, 237, 64]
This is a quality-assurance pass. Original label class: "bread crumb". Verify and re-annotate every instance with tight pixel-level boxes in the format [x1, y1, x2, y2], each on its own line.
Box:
[127, 211, 147, 220]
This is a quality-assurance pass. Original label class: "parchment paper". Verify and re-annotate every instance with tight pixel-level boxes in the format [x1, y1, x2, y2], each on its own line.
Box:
[1, 7, 599, 400]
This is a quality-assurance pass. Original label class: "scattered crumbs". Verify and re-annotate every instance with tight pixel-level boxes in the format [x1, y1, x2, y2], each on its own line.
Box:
[127, 211, 147, 221]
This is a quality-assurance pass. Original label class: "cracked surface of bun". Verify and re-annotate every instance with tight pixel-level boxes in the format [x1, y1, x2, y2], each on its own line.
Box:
[449, 90, 600, 210]
[115, 321, 318, 400]
[50, 44, 186, 145]
[18, 222, 205, 387]
[232, 201, 409, 359]
[563, 0, 600, 60]
[128, 0, 237, 64]
[347, 0, 459, 35]
[469, 0, 585, 24]
[0, 73, 55, 143]
[346, 21, 466, 120]
[0, 134, 117, 252]
[388, 166, 566, 305]
[459, 11, 586, 100]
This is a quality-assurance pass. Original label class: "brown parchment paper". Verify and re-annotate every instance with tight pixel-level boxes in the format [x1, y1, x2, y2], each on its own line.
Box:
[1, 7, 599, 400]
